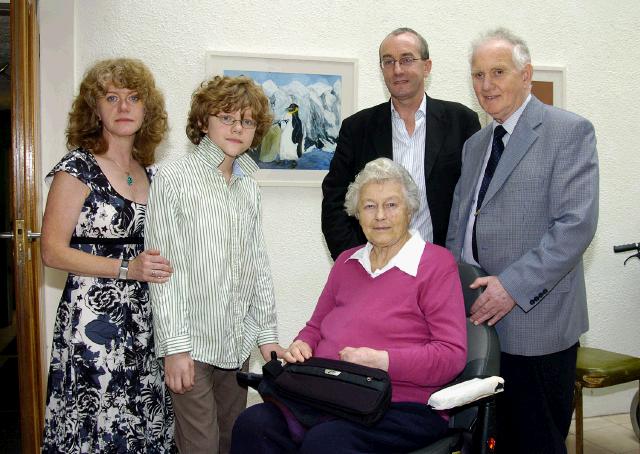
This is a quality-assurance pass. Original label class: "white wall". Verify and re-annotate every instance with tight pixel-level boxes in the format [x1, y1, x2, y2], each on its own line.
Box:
[39, 0, 76, 359]
[39, 0, 640, 417]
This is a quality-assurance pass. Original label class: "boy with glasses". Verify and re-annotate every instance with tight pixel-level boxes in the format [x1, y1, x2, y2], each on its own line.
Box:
[146, 76, 283, 454]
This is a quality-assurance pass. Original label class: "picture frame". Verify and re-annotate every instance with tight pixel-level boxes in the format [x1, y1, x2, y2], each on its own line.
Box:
[532, 65, 566, 109]
[206, 51, 358, 187]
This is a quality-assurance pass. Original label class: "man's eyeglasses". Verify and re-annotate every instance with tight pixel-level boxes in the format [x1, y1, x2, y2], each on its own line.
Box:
[380, 56, 425, 70]
[214, 114, 257, 129]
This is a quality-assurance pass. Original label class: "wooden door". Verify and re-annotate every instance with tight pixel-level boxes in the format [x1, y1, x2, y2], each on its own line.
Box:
[7, 1, 45, 452]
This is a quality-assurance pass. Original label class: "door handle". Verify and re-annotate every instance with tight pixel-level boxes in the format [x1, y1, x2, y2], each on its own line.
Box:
[0, 230, 41, 240]
[3, 221, 39, 265]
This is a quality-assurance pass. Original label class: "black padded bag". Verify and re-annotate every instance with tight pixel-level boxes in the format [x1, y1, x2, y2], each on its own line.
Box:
[259, 352, 392, 426]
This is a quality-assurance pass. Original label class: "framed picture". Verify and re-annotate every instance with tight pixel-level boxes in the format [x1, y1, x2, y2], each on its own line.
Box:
[532, 66, 565, 109]
[206, 52, 358, 187]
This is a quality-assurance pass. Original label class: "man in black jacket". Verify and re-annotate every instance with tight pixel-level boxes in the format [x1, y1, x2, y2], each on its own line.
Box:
[322, 27, 480, 260]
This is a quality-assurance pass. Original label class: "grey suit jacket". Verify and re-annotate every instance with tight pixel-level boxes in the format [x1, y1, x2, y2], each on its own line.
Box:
[447, 96, 599, 356]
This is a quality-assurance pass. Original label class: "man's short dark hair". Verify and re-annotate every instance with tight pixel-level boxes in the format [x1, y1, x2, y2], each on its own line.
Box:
[381, 27, 430, 60]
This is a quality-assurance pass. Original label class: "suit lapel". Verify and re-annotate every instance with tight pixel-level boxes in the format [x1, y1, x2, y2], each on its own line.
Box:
[460, 126, 493, 227]
[482, 96, 544, 207]
[373, 101, 393, 159]
[424, 95, 445, 179]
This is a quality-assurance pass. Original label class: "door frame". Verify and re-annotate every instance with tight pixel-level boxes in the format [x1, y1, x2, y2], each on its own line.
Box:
[11, 0, 45, 452]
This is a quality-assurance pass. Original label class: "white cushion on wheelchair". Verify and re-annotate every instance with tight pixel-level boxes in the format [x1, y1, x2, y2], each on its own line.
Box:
[427, 376, 504, 410]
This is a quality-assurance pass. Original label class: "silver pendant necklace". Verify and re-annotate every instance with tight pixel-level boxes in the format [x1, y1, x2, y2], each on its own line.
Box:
[105, 156, 134, 186]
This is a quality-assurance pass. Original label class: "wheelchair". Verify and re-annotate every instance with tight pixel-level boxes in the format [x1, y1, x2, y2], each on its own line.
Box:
[238, 262, 502, 453]
[609, 243, 640, 440]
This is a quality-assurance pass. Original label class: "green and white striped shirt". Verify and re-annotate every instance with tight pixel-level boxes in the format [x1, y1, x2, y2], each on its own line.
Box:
[145, 136, 278, 369]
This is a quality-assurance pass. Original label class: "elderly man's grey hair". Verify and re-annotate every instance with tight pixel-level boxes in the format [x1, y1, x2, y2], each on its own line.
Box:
[344, 157, 420, 218]
[471, 27, 531, 70]
[380, 27, 430, 60]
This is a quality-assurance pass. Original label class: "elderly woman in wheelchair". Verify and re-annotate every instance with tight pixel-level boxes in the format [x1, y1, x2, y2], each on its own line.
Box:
[231, 158, 469, 453]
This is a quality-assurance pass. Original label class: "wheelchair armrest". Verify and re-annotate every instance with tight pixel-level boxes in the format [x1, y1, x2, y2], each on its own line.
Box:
[428, 376, 504, 410]
[236, 372, 263, 390]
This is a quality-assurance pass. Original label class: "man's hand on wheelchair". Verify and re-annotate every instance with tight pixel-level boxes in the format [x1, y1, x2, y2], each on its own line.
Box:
[469, 275, 516, 326]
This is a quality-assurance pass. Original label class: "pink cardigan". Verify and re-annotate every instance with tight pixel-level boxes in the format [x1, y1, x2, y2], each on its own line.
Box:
[296, 242, 467, 404]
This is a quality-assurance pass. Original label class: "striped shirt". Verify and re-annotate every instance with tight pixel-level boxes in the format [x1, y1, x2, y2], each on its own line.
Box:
[145, 135, 278, 369]
[391, 95, 433, 242]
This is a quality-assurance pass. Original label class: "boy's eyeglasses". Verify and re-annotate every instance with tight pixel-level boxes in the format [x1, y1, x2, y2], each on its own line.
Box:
[214, 114, 257, 129]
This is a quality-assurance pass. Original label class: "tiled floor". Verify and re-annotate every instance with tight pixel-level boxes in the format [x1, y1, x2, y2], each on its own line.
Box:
[566, 413, 639, 453]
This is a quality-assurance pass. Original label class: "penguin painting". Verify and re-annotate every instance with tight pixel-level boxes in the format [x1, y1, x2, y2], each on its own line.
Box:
[279, 103, 304, 163]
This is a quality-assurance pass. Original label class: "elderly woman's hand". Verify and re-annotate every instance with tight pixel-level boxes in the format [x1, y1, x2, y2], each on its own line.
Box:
[283, 340, 313, 363]
[128, 249, 173, 283]
[339, 347, 389, 371]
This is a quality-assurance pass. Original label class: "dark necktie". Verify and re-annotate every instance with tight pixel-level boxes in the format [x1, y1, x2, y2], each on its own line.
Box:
[472, 125, 507, 262]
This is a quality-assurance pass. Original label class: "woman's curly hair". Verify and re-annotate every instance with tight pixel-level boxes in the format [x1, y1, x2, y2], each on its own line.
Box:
[186, 75, 273, 147]
[65, 58, 168, 166]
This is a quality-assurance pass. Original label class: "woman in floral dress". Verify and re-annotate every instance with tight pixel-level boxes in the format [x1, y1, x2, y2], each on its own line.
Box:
[41, 58, 175, 453]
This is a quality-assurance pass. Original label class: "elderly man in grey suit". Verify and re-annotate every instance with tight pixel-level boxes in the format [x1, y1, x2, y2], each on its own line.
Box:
[447, 28, 598, 453]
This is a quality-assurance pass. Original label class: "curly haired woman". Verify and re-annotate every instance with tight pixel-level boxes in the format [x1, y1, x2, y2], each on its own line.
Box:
[41, 58, 175, 453]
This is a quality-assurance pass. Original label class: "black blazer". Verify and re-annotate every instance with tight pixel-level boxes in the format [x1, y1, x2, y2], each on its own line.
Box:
[321, 95, 480, 260]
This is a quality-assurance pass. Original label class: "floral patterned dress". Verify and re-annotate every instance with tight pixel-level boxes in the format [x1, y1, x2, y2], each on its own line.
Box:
[42, 148, 175, 454]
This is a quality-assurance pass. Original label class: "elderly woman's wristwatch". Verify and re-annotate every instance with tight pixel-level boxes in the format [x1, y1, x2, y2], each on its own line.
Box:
[118, 259, 129, 280]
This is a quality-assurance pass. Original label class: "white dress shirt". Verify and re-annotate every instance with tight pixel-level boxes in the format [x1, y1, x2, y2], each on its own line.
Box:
[391, 95, 433, 242]
[348, 230, 425, 278]
[462, 94, 532, 265]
